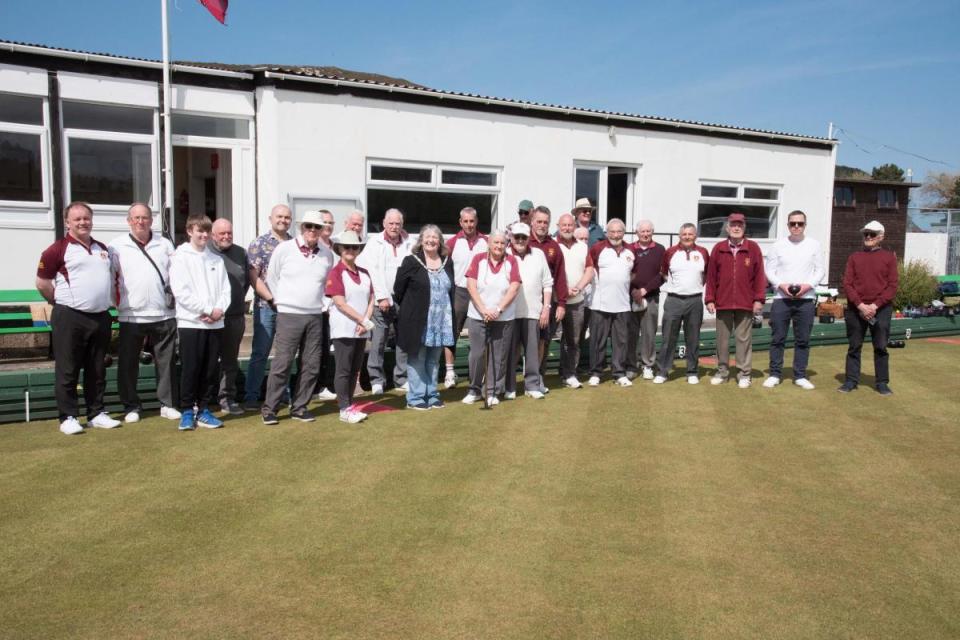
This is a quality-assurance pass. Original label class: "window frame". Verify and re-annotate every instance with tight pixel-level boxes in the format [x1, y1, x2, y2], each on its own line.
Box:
[0, 93, 52, 211]
[833, 186, 856, 208]
[697, 180, 781, 239]
[61, 102, 160, 220]
[877, 188, 898, 209]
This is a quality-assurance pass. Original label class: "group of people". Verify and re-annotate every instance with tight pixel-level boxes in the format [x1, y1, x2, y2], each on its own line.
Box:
[37, 197, 898, 436]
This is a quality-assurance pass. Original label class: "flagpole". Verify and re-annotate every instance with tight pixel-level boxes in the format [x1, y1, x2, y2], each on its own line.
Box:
[161, 0, 174, 240]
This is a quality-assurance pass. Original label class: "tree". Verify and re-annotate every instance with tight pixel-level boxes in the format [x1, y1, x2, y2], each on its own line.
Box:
[918, 172, 960, 208]
[871, 163, 905, 182]
[835, 164, 870, 179]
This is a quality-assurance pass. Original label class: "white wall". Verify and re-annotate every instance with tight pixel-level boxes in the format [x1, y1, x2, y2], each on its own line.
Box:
[904, 232, 948, 275]
[257, 88, 834, 267]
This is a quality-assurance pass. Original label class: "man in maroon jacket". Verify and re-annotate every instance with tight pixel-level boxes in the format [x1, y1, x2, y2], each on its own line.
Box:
[529, 206, 567, 388]
[627, 220, 665, 380]
[705, 212, 766, 388]
[839, 220, 899, 395]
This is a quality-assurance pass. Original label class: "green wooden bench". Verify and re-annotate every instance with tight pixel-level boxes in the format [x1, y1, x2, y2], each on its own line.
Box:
[0, 289, 119, 336]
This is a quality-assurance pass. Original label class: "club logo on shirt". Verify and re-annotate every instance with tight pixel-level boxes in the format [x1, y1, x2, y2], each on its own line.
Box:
[100, 251, 109, 260]
[38, 259, 45, 270]
[547, 248, 555, 258]
[692, 254, 700, 262]
[744, 257, 751, 267]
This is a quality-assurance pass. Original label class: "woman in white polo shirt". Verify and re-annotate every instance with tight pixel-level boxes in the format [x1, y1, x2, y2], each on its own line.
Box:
[326, 231, 375, 424]
[462, 231, 521, 406]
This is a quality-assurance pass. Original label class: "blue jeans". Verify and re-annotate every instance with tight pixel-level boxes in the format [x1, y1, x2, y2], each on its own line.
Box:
[244, 305, 278, 403]
[406, 346, 442, 407]
[768, 298, 815, 379]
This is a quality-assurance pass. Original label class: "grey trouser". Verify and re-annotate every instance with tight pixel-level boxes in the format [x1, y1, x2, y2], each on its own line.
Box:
[588, 310, 631, 378]
[333, 338, 366, 410]
[118, 318, 178, 411]
[558, 301, 586, 379]
[218, 314, 245, 404]
[263, 312, 323, 415]
[626, 296, 660, 373]
[506, 318, 543, 393]
[715, 309, 755, 380]
[466, 318, 513, 397]
[656, 294, 704, 377]
[367, 305, 407, 388]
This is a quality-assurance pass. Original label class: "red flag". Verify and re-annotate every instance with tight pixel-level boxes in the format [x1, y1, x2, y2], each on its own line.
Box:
[198, 0, 228, 24]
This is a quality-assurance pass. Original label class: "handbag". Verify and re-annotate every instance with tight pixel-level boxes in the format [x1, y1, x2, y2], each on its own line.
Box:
[131, 234, 176, 309]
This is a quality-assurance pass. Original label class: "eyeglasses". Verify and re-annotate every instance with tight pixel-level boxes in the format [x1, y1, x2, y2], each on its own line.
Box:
[788, 221, 806, 228]
[513, 235, 529, 240]
[862, 231, 878, 238]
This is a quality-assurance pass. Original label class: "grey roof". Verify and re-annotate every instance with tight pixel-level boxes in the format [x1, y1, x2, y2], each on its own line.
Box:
[1, 39, 834, 144]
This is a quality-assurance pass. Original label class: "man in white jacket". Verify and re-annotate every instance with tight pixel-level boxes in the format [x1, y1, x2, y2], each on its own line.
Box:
[260, 210, 335, 425]
[356, 208, 412, 394]
[110, 203, 180, 423]
[169, 214, 231, 431]
[504, 222, 553, 399]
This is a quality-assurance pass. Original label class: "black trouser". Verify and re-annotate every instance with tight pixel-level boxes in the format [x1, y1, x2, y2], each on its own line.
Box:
[333, 338, 366, 410]
[844, 304, 892, 386]
[218, 314, 246, 404]
[311, 313, 336, 394]
[118, 318, 178, 412]
[178, 327, 221, 412]
[51, 305, 111, 422]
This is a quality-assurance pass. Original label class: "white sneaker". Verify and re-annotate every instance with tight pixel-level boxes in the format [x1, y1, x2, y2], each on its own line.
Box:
[443, 371, 457, 389]
[348, 405, 369, 419]
[642, 367, 654, 380]
[462, 392, 478, 405]
[794, 378, 815, 390]
[316, 387, 337, 401]
[710, 375, 726, 386]
[564, 376, 582, 389]
[541, 386, 550, 394]
[59, 416, 83, 435]
[339, 409, 365, 424]
[124, 411, 140, 424]
[763, 376, 781, 388]
[370, 383, 384, 395]
[504, 391, 517, 400]
[653, 375, 667, 384]
[588, 376, 601, 387]
[738, 378, 752, 389]
[89, 412, 121, 429]
[487, 396, 500, 406]
[687, 375, 700, 385]
[396, 382, 409, 392]
[525, 390, 545, 399]
[615, 376, 633, 387]
[160, 406, 182, 420]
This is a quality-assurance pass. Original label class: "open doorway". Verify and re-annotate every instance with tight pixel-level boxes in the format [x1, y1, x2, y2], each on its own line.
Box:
[172, 146, 232, 243]
[574, 164, 637, 230]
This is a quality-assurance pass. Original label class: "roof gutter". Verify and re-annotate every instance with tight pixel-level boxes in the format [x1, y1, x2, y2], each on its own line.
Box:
[0, 41, 254, 79]
[262, 70, 836, 147]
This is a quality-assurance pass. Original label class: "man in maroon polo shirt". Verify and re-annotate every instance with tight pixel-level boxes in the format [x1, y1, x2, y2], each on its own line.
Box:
[839, 220, 899, 395]
[705, 212, 766, 388]
[627, 219, 665, 380]
[528, 205, 567, 387]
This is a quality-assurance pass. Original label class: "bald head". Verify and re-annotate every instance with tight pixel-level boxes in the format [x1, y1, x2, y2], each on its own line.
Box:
[269, 204, 292, 237]
[211, 218, 234, 250]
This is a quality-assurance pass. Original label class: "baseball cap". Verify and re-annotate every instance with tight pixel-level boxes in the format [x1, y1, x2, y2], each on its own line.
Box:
[861, 220, 884, 234]
[511, 222, 531, 237]
[518, 199, 534, 213]
[727, 212, 746, 224]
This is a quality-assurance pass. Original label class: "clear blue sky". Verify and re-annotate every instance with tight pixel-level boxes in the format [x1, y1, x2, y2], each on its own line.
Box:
[3, 0, 958, 179]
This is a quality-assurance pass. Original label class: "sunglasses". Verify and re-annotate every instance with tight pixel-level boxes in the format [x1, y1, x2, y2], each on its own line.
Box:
[862, 231, 878, 238]
[513, 235, 529, 240]
[788, 221, 806, 228]
[302, 222, 327, 231]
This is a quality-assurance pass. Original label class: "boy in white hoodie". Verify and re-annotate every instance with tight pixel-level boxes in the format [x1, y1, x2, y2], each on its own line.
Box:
[169, 214, 231, 430]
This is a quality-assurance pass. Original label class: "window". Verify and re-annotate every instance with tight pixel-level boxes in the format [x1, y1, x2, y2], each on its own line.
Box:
[365, 160, 499, 234]
[0, 92, 49, 207]
[878, 188, 897, 209]
[834, 186, 855, 207]
[697, 181, 780, 238]
[574, 164, 637, 229]
[63, 100, 157, 209]
[171, 113, 250, 139]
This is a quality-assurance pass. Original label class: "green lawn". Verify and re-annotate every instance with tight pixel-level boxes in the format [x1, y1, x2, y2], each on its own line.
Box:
[2, 341, 959, 639]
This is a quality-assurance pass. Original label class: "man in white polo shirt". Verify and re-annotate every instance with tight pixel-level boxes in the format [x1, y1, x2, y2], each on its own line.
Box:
[653, 223, 710, 385]
[555, 212, 595, 388]
[763, 209, 825, 390]
[586, 218, 634, 387]
[356, 208, 413, 394]
[36, 201, 122, 435]
[260, 210, 335, 425]
[443, 206, 488, 388]
[109, 202, 180, 423]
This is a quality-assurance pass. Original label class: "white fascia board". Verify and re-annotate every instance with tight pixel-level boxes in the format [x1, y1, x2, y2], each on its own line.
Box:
[0, 63, 49, 96]
[58, 71, 158, 107]
[172, 85, 254, 117]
